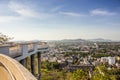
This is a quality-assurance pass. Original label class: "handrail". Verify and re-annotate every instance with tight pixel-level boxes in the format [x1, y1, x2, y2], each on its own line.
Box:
[0, 54, 37, 80]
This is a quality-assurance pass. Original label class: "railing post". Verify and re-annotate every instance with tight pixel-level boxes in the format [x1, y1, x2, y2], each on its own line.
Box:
[37, 52, 41, 80]
[31, 54, 36, 76]
[34, 43, 38, 52]
[22, 44, 28, 56]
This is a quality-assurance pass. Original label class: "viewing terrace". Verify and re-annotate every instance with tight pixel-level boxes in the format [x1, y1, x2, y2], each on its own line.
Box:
[0, 41, 49, 80]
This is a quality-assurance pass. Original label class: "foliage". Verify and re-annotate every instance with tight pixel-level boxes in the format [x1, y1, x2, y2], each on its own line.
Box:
[72, 69, 89, 80]
[78, 52, 89, 58]
[0, 33, 13, 44]
[42, 69, 72, 80]
[41, 60, 60, 70]
[64, 52, 89, 58]
[64, 52, 74, 57]
[92, 53, 110, 58]
[91, 65, 120, 80]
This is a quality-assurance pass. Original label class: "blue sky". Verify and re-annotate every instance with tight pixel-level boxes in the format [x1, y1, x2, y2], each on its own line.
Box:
[0, 0, 120, 41]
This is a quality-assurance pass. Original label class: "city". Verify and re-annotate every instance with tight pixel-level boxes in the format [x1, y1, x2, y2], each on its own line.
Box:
[41, 39, 120, 80]
[0, 0, 120, 80]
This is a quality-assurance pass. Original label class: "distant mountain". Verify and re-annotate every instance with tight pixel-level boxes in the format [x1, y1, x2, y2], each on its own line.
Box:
[61, 39, 87, 42]
[60, 38, 113, 42]
[87, 38, 112, 42]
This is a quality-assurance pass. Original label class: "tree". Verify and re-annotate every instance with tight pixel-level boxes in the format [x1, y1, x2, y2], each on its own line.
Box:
[72, 69, 89, 80]
[91, 65, 120, 80]
[42, 61, 60, 70]
[0, 33, 13, 44]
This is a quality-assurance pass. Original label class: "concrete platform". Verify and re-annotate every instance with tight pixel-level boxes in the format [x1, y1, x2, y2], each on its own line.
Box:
[0, 54, 37, 80]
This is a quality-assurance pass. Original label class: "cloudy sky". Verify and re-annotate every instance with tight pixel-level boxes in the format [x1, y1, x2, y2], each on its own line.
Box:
[0, 0, 120, 41]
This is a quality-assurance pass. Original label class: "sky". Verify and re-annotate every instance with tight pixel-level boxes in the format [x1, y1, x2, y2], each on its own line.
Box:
[0, 0, 120, 41]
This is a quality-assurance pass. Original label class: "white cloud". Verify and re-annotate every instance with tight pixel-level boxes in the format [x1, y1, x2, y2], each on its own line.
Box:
[0, 1, 53, 23]
[51, 5, 63, 12]
[8, 1, 54, 19]
[90, 9, 116, 16]
[59, 11, 85, 17]
[0, 16, 20, 23]
[8, 1, 38, 18]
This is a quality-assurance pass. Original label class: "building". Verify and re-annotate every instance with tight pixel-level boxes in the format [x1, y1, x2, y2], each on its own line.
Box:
[101, 57, 108, 63]
[101, 57, 115, 65]
[108, 57, 115, 65]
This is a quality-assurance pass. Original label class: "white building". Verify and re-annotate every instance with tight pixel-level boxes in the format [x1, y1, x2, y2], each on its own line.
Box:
[49, 57, 57, 62]
[84, 58, 90, 65]
[41, 56, 48, 61]
[108, 57, 115, 65]
[101, 57, 115, 65]
[101, 57, 108, 63]
[94, 43, 99, 49]
[67, 57, 73, 64]
[92, 61, 101, 66]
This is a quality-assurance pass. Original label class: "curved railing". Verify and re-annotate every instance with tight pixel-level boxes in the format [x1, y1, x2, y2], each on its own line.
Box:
[0, 54, 37, 80]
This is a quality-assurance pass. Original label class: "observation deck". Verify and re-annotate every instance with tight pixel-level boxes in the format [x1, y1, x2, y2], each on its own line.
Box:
[0, 41, 49, 80]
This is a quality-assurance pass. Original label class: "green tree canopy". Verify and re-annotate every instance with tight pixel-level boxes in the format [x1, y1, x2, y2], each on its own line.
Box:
[0, 33, 13, 44]
[92, 65, 120, 80]
[72, 69, 89, 80]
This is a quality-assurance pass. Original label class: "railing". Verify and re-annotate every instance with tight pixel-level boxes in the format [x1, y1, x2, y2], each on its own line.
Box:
[0, 41, 49, 60]
[0, 41, 49, 80]
[9, 44, 22, 58]
[28, 44, 34, 53]
[37, 44, 49, 50]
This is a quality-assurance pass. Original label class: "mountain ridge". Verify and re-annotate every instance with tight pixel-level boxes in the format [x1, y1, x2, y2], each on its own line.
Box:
[60, 38, 116, 42]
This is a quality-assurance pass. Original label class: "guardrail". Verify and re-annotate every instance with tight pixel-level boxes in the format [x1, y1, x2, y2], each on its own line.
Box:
[0, 41, 49, 61]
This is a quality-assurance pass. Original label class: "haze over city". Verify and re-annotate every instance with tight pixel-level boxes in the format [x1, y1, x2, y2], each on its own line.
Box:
[0, 0, 120, 41]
